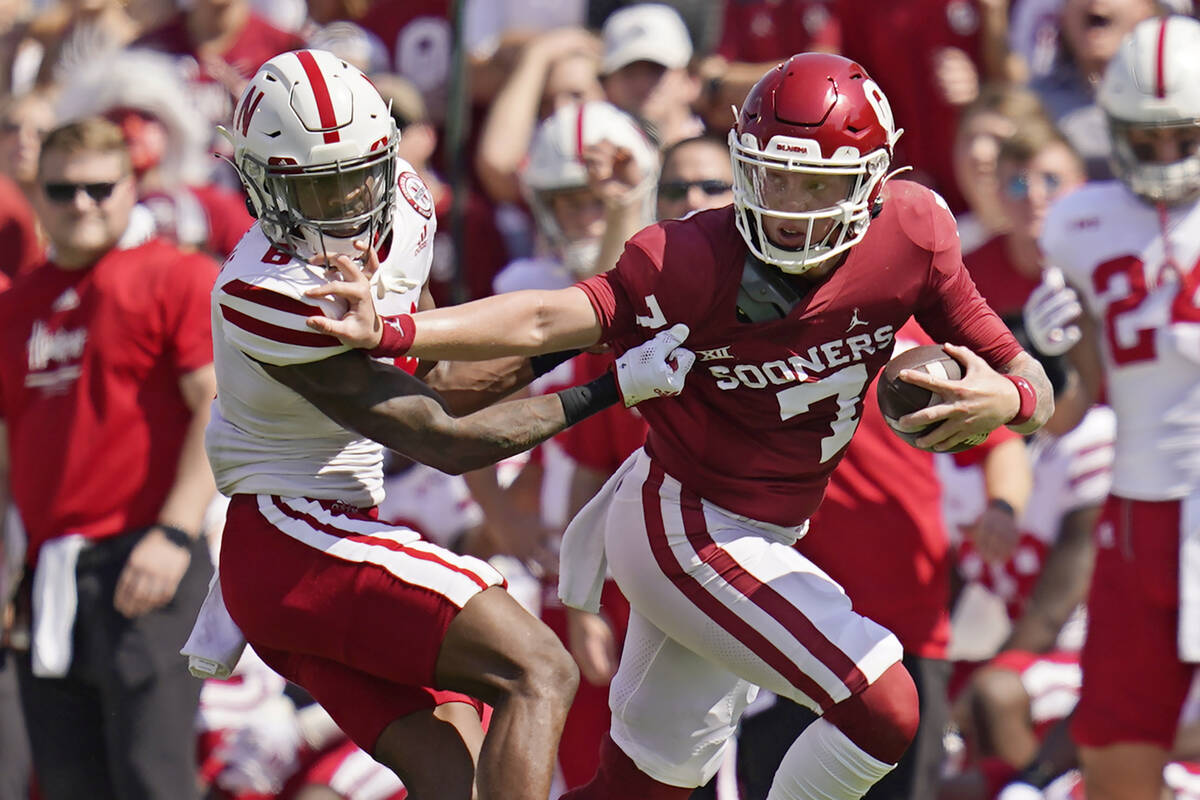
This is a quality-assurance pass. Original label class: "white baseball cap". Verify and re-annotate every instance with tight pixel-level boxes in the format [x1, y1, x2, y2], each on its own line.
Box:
[601, 4, 693, 76]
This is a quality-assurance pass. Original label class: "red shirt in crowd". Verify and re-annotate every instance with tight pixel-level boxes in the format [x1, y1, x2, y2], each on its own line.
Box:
[0, 240, 217, 565]
[717, 0, 841, 62]
[0, 175, 42, 281]
[429, 184, 510, 305]
[836, 0, 985, 213]
[135, 12, 306, 141]
[963, 234, 1043, 319]
[359, 0, 451, 94]
[141, 183, 255, 261]
[801, 320, 1020, 658]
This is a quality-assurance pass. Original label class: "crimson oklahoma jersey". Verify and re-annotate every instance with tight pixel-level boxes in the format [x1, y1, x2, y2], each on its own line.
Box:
[0, 240, 217, 563]
[578, 180, 1022, 527]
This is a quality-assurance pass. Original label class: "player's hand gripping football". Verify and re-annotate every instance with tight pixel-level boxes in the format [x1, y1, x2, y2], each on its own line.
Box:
[613, 324, 696, 407]
[893, 343, 1020, 451]
[303, 241, 386, 348]
[1023, 267, 1083, 356]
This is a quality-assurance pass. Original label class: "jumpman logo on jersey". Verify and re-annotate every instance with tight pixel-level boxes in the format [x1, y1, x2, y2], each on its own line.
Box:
[846, 308, 869, 332]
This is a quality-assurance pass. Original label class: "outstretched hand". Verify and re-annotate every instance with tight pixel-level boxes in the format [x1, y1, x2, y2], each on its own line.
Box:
[894, 343, 1020, 451]
[303, 242, 385, 349]
[614, 323, 696, 407]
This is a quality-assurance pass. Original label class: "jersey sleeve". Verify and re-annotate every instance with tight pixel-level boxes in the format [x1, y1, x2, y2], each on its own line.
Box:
[215, 275, 351, 367]
[162, 252, 220, 373]
[1059, 407, 1115, 512]
[910, 192, 1024, 369]
[575, 221, 707, 350]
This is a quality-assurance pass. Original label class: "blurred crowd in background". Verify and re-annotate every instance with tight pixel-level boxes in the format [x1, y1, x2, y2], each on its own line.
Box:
[0, 0, 1198, 799]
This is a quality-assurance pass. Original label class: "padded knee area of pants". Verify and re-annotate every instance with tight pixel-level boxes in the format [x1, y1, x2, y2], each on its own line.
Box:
[822, 661, 919, 764]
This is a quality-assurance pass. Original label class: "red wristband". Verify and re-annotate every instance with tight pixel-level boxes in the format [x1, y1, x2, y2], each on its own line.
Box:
[1003, 374, 1037, 426]
[367, 314, 416, 358]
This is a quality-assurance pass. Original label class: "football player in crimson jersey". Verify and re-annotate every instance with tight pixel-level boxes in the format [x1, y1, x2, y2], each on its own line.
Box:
[1022, 15, 1200, 800]
[201, 50, 694, 800]
[311, 53, 1054, 800]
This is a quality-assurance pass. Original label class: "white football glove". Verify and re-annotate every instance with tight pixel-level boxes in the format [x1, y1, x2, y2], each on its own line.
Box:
[1024, 267, 1082, 356]
[614, 323, 695, 407]
[215, 693, 303, 795]
[996, 781, 1045, 800]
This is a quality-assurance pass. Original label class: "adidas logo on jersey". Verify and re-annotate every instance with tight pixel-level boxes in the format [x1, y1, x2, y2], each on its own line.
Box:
[51, 288, 79, 312]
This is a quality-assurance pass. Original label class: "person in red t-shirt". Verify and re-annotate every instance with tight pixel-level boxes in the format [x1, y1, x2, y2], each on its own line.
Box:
[0, 174, 41, 280]
[695, 0, 841, 132]
[965, 120, 1087, 318]
[0, 118, 218, 800]
[134, 0, 305, 153]
[836, 0, 1002, 214]
[313, 54, 1054, 800]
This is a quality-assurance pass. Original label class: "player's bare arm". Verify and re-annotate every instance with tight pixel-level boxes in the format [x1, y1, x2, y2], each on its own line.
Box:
[1003, 503, 1100, 654]
[1048, 313, 1104, 435]
[304, 254, 602, 360]
[260, 351, 588, 475]
[260, 325, 691, 474]
[895, 346, 1053, 450]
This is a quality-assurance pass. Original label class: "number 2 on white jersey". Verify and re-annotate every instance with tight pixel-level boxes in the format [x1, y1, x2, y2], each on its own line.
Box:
[776, 363, 869, 463]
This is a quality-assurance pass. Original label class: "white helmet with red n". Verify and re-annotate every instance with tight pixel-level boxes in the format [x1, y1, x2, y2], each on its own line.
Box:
[730, 53, 901, 274]
[1098, 15, 1200, 206]
[227, 49, 397, 261]
[521, 99, 659, 276]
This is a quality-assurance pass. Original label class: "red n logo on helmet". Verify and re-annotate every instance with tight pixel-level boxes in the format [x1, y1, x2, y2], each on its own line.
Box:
[236, 86, 265, 137]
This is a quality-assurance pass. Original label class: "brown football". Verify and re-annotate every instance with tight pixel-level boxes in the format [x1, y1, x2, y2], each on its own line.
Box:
[876, 344, 986, 453]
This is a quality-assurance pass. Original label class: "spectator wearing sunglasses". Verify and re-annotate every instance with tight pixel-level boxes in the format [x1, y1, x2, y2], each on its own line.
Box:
[965, 121, 1086, 317]
[0, 117, 218, 800]
[655, 135, 733, 221]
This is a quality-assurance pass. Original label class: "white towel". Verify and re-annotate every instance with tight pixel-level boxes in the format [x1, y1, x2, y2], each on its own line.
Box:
[1179, 488, 1200, 662]
[558, 452, 639, 613]
[182, 571, 247, 679]
[31, 534, 86, 677]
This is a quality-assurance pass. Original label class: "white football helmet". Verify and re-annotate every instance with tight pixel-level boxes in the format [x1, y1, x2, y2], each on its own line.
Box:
[227, 49, 397, 261]
[1098, 15, 1200, 206]
[521, 100, 659, 276]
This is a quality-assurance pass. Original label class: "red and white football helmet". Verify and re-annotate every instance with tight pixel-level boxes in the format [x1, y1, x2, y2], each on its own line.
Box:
[521, 100, 659, 276]
[1098, 15, 1200, 206]
[729, 53, 902, 274]
[227, 49, 397, 262]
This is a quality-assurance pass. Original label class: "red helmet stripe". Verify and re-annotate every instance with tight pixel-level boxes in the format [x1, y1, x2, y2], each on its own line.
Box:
[575, 103, 586, 162]
[296, 51, 341, 143]
[1156, 16, 1169, 99]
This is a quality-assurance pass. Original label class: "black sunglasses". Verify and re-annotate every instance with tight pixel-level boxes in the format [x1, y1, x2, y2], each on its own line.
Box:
[43, 182, 118, 204]
[657, 179, 733, 201]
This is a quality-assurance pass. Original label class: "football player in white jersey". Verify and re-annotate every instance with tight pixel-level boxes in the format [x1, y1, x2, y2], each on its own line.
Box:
[201, 49, 694, 800]
[1024, 15, 1200, 800]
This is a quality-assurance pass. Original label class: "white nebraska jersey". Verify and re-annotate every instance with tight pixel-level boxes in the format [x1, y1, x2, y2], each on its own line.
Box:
[206, 165, 435, 506]
[1041, 181, 1200, 500]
